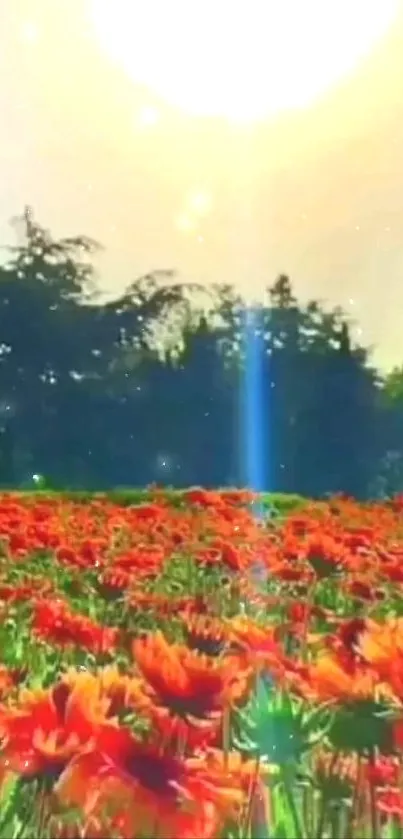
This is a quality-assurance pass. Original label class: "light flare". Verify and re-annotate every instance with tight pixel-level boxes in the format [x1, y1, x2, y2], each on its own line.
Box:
[90, 0, 399, 122]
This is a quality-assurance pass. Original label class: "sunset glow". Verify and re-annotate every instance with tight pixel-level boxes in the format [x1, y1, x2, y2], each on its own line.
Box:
[90, 0, 399, 122]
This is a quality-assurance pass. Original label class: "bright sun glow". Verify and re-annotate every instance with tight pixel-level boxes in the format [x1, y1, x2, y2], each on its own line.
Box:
[90, 0, 399, 123]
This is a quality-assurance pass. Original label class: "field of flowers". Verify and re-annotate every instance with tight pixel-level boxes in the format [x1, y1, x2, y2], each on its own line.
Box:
[1, 488, 403, 837]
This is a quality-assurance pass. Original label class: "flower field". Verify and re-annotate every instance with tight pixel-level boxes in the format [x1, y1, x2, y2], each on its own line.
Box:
[1, 489, 403, 837]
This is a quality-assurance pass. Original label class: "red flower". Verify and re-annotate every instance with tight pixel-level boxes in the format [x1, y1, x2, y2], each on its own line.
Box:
[0, 670, 127, 779]
[129, 631, 251, 748]
[183, 614, 228, 657]
[55, 738, 239, 839]
[32, 599, 119, 654]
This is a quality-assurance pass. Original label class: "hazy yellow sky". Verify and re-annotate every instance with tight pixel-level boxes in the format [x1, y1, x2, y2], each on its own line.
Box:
[2, 0, 403, 368]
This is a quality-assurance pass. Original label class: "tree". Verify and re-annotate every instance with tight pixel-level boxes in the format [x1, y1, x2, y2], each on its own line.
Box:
[0, 208, 392, 496]
[302, 322, 380, 498]
[0, 208, 104, 482]
[373, 367, 403, 496]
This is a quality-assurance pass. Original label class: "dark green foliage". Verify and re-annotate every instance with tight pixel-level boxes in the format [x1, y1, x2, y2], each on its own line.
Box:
[0, 206, 399, 498]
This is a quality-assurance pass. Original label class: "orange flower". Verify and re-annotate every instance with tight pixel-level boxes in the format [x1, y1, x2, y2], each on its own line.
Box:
[288, 653, 384, 704]
[357, 618, 403, 700]
[359, 619, 403, 664]
[62, 666, 133, 718]
[182, 489, 223, 508]
[129, 632, 251, 747]
[304, 534, 344, 578]
[0, 665, 26, 699]
[226, 617, 284, 675]
[346, 578, 384, 602]
[209, 539, 244, 572]
[187, 747, 276, 804]
[55, 738, 235, 839]
[32, 598, 119, 654]
[324, 618, 370, 670]
[133, 631, 250, 715]
[0, 670, 126, 779]
[183, 614, 228, 657]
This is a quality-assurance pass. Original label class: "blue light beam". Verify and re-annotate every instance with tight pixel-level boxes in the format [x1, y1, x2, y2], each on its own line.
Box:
[241, 304, 267, 516]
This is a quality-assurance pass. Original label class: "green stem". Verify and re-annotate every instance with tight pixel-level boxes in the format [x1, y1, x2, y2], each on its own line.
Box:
[368, 748, 379, 839]
[281, 765, 305, 839]
[315, 795, 328, 839]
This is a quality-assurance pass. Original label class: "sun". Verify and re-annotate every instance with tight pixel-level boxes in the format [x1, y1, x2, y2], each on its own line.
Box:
[90, 0, 399, 123]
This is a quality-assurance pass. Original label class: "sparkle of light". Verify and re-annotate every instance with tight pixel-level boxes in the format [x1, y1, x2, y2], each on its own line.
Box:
[137, 105, 161, 128]
[90, 0, 399, 122]
[187, 190, 212, 216]
[174, 214, 197, 233]
[20, 21, 40, 44]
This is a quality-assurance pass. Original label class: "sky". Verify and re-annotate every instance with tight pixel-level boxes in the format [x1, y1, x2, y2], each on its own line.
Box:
[1, 0, 403, 369]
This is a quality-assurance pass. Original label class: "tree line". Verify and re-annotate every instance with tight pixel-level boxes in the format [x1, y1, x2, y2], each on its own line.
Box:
[0, 206, 401, 499]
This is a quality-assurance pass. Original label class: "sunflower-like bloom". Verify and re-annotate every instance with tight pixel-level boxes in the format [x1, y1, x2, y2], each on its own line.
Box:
[183, 614, 228, 657]
[32, 598, 119, 654]
[287, 652, 388, 705]
[226, 616, 285, 675]
[187, 747, 277, 801]
[129, 631, 251, 748]
[54, 738, 243, 839]
[357, 618, 403, 700]
[0, 669, 129, 780]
